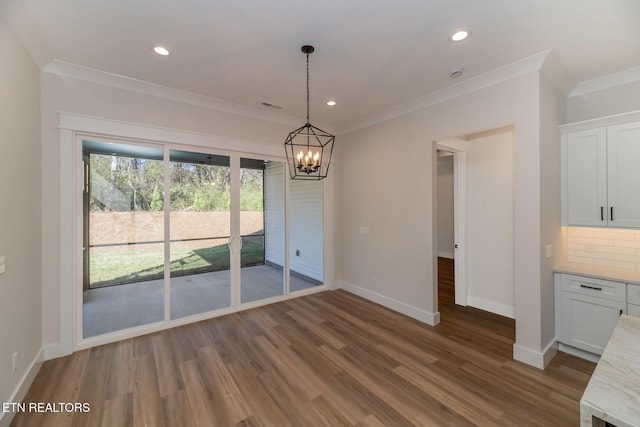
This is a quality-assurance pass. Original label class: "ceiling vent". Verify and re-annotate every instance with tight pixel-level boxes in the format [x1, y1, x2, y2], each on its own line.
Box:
[449, 67, 464, 79]
[261, 102, 283, 110]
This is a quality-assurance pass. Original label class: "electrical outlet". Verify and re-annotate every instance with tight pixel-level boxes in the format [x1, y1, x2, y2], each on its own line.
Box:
[12, 352, 17, 373]
[0, 256, 5, 274]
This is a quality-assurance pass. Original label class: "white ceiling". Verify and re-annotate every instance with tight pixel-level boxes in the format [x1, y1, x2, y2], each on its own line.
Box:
[3, 0, 640, 128]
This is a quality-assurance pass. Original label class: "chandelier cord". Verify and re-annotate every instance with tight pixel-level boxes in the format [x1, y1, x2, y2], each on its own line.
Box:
[306, 52, 310, 125]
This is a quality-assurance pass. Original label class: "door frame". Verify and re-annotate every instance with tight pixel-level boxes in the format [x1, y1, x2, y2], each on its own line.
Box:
[435, 142, 468, 308]
[56, 113, 333, 357]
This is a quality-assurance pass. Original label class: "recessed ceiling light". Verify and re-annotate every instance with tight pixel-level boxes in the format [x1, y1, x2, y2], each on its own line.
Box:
[450, 30, 470, 42]
[326, 100, 337, 106]
[153, 46, 170, 56]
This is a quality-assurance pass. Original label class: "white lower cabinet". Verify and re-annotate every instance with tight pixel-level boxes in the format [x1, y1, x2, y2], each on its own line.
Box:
[561, 292, 625, 355]
[628, 284, 640, 318]
[556, 274, 627, 356]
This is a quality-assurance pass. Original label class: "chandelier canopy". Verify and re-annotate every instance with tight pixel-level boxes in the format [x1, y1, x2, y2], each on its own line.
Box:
[284, 45, 335, 180]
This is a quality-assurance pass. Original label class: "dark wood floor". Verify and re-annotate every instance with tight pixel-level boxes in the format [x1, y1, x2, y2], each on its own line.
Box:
[12, 258, 595, 426]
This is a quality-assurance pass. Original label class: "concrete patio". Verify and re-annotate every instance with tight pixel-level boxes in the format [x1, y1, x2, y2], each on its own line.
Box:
[82, 264, 320, 338]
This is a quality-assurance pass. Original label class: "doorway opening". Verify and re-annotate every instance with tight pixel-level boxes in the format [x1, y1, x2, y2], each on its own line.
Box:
[436, 146, 466, 314]
[435, 126, 515, 320]
[436, 150, 457, 313]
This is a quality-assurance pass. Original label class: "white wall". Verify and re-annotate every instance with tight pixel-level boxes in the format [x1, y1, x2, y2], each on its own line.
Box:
[0, 16, 42, 426]
[264, 161, 285, 266]
[337, 70, 548, 365]
[466, 128, 515, 318]
[567, 80, 640, 123]
[539, 74, 566, 359]
[289, 180, 324, 282]
[436, 154, 454, 258]
[263, 162, 324, 282]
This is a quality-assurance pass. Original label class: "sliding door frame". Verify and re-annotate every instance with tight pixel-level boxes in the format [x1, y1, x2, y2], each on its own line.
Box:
[57, 113, 332, 356]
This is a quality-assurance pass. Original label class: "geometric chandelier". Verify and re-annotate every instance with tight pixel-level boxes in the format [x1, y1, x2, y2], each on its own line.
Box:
[284, 45, 335, 180]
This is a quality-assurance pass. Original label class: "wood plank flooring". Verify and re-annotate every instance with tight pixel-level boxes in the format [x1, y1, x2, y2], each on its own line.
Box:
[12, 259, 595, 426]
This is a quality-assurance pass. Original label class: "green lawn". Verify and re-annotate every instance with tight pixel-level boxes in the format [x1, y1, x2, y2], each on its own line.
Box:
[90, 237, 265, 287]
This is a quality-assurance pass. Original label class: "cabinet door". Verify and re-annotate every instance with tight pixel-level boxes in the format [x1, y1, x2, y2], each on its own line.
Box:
[629, 304, 640, 318]
[608, 122, 640, 228]
[561, 291, 625, 355]
[628, 283, 640, 306]
[567, 128, 608, 226]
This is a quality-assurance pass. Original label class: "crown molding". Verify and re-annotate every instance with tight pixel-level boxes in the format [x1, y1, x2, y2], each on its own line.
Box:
[42, 59, 327, 130]
[540, 50, 575, 96]
[337, 50, 551, 135]
[569, 66, 640, 97]
[559, 109, 640, 133]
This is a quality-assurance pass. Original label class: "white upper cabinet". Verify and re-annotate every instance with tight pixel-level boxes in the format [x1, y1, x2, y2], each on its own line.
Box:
[562, 111, 640, 228]
[606, 122, 640, 228]
[566, 128, 607, 226]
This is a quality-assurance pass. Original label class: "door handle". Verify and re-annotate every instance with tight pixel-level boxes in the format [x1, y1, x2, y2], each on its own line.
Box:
[611, 207, 614, 221]
[227, 236, 243, 254]
[601, 207, 604, 221]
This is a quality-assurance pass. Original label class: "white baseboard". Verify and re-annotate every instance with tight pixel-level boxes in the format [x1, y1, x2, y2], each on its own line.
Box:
[513, 339, 558, 370]
[337, 280, 440, 326]
[542, 339, 558, 368]
[437, 251, 454, 259]
[0, 347, 44, 427]
[467, 295, 515, 319]
[43, 342, 72, 361]
[558, 343, 600, 363]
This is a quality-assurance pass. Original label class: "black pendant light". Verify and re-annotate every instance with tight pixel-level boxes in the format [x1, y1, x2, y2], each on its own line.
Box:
[284, 45, 335, 180]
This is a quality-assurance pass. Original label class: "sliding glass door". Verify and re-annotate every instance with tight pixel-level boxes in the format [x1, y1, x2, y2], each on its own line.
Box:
[169, 150, 232, 319]
[289, 179, 324, 291]
[240, 158, 285, 303]
[82, 139, 165, 338]
[80, 138, 324, 342]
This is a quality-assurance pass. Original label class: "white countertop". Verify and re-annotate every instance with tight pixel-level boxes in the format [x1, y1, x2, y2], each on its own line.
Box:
[580, 315, 640, 427]
[555, 263, 640, 285]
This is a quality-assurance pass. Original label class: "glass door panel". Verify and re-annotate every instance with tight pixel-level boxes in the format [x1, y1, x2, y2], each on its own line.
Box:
[169, 150, 231, 319]
[82, 139, 165, 338]
[240, 158, 285, 303]
[289, 180, 324, 291]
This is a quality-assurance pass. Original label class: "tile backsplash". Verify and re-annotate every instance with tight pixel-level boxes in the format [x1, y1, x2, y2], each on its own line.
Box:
[567, 227, 640, 271]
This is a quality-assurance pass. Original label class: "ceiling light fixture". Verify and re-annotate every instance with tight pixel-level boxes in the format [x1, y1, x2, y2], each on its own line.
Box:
[153, 46, 170, 56]
[450, 30, 470, 42]
[284, 45, 335, 180]
[326, 100, 337, 106]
